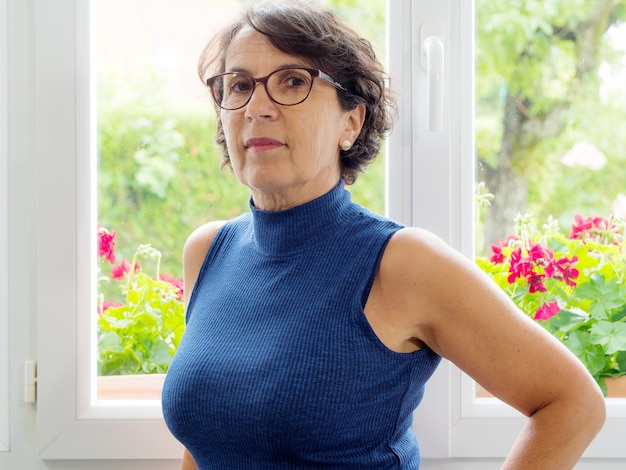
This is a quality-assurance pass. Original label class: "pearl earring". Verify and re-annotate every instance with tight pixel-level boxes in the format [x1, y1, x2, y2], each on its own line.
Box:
[341, 140, 352, 151]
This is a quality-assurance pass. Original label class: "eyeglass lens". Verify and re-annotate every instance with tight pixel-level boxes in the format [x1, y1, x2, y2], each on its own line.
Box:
[211, 68, 316, 110]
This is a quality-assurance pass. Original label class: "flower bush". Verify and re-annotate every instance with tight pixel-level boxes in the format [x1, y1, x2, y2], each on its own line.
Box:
[477, 214, 626, 395]
[97, 225, 185, 376]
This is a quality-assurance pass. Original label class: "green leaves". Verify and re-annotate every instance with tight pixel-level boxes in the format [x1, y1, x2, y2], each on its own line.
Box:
[133, 118, 184, 199]
[565, 330, 606, 377]
[564, 320, 626, 380]
[477, 213, 626, 393]
[98, 248, 185, 376]
[590, 322, 626, 355]
[575, 274, 626, 321]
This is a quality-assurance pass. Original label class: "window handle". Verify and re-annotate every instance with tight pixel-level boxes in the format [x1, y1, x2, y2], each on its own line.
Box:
[421, 21, 444, 132]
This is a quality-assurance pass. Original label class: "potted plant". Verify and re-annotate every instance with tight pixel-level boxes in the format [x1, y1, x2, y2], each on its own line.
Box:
[477, 214, 626, 396]
[96, 225, 185, 399]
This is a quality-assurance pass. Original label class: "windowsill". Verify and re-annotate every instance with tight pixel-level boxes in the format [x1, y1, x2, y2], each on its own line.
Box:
[97, 374, 166, 400]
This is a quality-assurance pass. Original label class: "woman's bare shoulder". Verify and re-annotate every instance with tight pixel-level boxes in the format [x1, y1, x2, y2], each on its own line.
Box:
[183, 220, 227, 260]
[384, 226, 466, 272]
[182, 221, 227, 305]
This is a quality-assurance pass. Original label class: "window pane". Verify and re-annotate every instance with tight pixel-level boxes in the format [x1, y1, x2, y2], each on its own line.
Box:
[474, 1, 626, 398]
[94, 0, 387, 399]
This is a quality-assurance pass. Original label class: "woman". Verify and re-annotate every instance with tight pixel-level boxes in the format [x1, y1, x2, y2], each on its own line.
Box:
[161, 1, 605, 468]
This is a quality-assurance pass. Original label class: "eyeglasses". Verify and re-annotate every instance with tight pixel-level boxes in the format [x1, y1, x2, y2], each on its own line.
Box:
[206, 67, 349, 110]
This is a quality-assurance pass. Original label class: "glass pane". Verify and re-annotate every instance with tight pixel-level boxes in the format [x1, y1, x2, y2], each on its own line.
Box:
[474, 1, 626, 398]
[94, 0, 387, 399]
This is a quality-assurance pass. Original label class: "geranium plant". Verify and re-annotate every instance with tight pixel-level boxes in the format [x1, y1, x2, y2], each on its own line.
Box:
[477, 214, 626, 395]
[97, 225, 185, 376]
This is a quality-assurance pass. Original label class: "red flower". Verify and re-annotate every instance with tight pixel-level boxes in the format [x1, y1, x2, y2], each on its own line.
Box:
[489, 244, 504, 264]
[528, 243, 552, 263]
[160, 273, 184, 300]
[570, 214, 621, 243]
[97, 225, 117, 264]
[534, 301, 560, 321]
[489, 235, 520, 264]
[553, 255, 579, 287]
[111, 259, 140, 280]
[507, 247, 534, 283]
[527, 272, 547, 293]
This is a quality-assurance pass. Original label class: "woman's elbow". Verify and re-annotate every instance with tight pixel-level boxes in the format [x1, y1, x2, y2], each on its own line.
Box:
[573, 377, 606, 440]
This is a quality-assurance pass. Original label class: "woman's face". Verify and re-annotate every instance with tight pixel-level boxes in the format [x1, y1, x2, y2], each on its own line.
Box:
[219, 26, 364, 209]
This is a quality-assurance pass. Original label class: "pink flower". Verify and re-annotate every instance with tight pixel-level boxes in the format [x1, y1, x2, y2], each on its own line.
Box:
[111, 259, 140, 280]
[160, 273, 184, 300]
[528, 243, 552, 263]
[553, 256, 579, 287]
[570, 214, 621, 243]
[489, 244, 504, 264]
[527, 273, 547, 293]
[489, 235, 520, 264]
[97, 225, 116, 264]
[560, 142, 606, 171]
[534, 301, 560, 321]
[507, 247, 534, 283]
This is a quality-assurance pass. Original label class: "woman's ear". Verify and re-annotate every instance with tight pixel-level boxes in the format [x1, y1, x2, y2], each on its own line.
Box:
[345, 102, 366, 141]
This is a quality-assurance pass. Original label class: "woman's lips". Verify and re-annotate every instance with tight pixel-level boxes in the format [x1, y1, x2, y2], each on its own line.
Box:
[245, 137, 284, 152]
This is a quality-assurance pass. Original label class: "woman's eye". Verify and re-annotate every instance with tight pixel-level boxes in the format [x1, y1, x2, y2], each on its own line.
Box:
[286, 76, 306, 87]
[231, 79, 252, 93]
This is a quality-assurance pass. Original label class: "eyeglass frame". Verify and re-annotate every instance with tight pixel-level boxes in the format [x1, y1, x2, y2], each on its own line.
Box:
[205, 67, 351, 110]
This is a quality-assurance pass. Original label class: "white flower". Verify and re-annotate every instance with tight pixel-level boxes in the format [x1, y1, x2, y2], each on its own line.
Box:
[561, 142, 607, 170]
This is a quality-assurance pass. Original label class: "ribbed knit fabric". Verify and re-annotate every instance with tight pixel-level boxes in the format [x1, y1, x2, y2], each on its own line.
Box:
[162, 182, 441, 469]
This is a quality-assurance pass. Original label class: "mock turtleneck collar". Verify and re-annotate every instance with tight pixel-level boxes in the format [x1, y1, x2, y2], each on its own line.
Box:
[250, 181, 354, 255]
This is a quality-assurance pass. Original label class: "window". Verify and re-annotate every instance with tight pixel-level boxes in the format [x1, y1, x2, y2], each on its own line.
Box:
[94, 0, 387, 400]
[465, 0, 626, 459]
[398, 0, 626, 461]
[473, 2, 626, 402]
[0, 0, 9, 454]
[31, 0, 626, 465]
[36, 0, 389, 459]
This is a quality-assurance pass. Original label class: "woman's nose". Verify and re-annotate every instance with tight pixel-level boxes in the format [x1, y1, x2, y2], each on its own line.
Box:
[244, 82, 277, 118]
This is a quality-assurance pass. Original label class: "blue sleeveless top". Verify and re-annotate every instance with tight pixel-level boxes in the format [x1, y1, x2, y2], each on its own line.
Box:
[162, 182, 441, 469]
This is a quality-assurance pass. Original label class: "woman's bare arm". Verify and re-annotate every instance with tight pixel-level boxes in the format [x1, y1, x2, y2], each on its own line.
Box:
[376, 227, 605, 468]
[180, 449, 198, 470]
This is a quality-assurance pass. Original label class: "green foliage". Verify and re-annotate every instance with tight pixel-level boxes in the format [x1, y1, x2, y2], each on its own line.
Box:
[477, 213, 626, 394]
[98, 244, 185, 376]
[98, 105, 251, 277]
[476, 0, 626, 246]
[325, 0, 386, 60]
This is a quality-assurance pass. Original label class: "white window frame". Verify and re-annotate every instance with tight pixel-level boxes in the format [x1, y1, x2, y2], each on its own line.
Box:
[33, 0, 625, 463]
[0, 0, 9, 454]
[35, 0, 182, 458]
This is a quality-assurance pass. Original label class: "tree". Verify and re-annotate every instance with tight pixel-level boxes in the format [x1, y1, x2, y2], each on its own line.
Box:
[477, 0, 626, 249]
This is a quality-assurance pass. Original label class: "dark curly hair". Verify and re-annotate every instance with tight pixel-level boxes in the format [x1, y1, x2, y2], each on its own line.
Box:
[198, 0, 396, 185]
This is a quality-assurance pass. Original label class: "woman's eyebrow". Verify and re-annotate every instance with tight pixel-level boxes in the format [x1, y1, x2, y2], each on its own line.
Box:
[226, 62, 311, 75]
